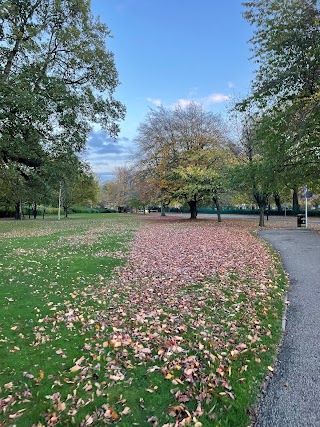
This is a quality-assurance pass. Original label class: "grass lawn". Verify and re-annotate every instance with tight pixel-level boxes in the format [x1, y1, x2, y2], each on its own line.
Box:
[0, 214, 286, 427]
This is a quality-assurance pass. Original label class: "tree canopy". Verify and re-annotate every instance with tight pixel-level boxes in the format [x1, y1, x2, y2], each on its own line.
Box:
[0, 0, 125, 216]
[233, 0, 320, 214]
[243, 0, 320, 108]
[135, 103, 235, 219]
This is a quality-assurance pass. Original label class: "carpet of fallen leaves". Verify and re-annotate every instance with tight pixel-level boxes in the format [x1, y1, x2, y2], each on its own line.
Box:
[0, 216, 286, 427]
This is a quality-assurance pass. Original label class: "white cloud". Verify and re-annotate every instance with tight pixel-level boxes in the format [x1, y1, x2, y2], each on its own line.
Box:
[203, 93, 231, 105]
[147, 97, 162, 107]
[227, 81, 235, 89]
[175, 98, 199, 108]
[171, 93, 231, 109]
[147, 92, 231, 111]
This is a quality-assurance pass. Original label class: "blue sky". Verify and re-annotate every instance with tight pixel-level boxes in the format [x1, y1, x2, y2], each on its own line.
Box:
[84, 0, 255, 181]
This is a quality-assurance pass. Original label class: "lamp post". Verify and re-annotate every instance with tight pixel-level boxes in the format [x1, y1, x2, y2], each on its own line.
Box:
[58, 184, 62, 221]
[305, 186, 308, 228]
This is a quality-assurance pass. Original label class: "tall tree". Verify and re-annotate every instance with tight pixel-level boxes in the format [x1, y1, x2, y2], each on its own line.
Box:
[230, 112, 279, 226]
[240, 0, 320, 185]
[135, 106, 177, 216]
[0, 0, 125, 196]
[135, 103, 231, 219]
[169, 144, 235, 220]
[243, 0, 320, 107]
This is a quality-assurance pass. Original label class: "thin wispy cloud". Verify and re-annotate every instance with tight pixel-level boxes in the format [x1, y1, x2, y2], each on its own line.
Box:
[147, 97, 162, 107]
[172, 93, 231, 109]
[175, 98, 199, 108]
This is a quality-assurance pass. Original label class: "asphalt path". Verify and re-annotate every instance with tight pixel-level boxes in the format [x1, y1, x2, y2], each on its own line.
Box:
[254, 229, 320, 427]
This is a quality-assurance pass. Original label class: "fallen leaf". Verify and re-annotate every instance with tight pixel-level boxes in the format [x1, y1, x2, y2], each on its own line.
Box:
[57, 402, 66, 411]
[70, 365, 81, 373]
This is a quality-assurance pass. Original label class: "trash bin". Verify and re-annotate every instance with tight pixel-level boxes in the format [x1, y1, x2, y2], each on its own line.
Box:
[297, 214, 306, 227]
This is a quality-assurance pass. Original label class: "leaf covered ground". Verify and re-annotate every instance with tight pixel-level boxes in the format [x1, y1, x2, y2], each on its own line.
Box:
[0, 214, 286, 427]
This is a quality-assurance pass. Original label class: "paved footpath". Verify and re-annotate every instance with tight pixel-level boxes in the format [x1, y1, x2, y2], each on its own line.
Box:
[255, 229, 320, 427]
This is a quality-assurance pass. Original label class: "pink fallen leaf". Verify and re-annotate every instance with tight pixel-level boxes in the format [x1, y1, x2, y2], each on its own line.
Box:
[57, 402, 66, 411]
[109, 374, 124, 381]
[70, 365, 81, 373]
[85, 415, 94, 425]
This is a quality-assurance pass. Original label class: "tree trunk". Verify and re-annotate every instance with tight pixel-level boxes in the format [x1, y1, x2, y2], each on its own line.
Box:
[64, 207, 68, 218]
[259, 205, 265, 227]
[254, 192, 268, 227]
[292, 187, 300, 214]
[33, 202, 37, 219]
[161, 202, 166, 216]
[15, 201, 21, 220]
[213, 196, 222, 222]
[188, 200, 197, 219]
[20, 201, 24, 220]
[274, 192, 282, 213]
[216, 205, 222, 222]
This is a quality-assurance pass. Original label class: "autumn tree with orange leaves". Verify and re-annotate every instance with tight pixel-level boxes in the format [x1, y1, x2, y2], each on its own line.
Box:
[134, 103, 236, 219]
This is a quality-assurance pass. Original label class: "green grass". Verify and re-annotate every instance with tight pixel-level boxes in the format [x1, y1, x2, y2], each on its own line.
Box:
[0, 214, 287, 427]
[0, 214, 140, 426]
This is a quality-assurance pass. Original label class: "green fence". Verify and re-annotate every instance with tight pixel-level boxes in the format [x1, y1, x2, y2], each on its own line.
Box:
[170, 207, 320, 216]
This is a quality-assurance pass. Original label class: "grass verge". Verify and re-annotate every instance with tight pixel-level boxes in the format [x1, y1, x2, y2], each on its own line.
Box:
[0, 214, 287, 427]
